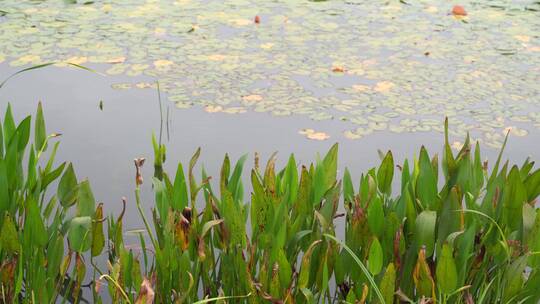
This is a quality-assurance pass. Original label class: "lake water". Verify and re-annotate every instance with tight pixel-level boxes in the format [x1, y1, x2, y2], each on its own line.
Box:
[1, 0, 540, 228]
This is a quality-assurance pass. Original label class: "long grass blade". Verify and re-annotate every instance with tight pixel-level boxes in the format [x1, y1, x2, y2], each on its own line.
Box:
[0, 62, 103, 89]
[323, 233, 385, 304]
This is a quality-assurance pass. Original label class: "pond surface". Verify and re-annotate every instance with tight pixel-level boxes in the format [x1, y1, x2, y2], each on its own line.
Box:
[1, 0, 540, 226]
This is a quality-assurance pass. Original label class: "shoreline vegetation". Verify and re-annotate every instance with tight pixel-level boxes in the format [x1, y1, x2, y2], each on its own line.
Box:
[1, 103, 540, 304]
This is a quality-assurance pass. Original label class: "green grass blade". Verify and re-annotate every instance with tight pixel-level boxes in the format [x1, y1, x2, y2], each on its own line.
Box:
[0, 62, 103, 89]
[323, 233, 385, 304]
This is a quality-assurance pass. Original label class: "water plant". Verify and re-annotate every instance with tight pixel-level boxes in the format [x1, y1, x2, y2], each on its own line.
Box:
[1, 104, 540, 303]
[102, 120, 540, 303]
[0, 103, 104, 303]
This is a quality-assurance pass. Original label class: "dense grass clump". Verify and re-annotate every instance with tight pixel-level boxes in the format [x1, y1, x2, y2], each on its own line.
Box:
[1, 104, 540, 304]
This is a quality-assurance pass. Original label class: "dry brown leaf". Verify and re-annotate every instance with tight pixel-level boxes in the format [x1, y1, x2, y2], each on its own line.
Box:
[94, 279, 102, 293]
[135, 277, 155, 304]
[332, 66, 346, 73]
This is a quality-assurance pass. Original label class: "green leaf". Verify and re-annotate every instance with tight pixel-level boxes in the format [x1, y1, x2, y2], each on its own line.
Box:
[41, 162, 66, 190]
[220, 154, 230, 198]
[25, 198, 47, 247]
[527, 210, 540, 268]
[436, 187, 462, 248]
[415, 210, 437, 256]
[77, 180, 95, 217]
[436, 244, 457, 294]
[322, 143, 338, 189]
[3, 103, 16, 145]
[368, 196, 385, 237]
[324, 234, 386, 304]
[502, 166, 526, 232]
[368, 237, 383, 275]
[58, 163, 78, 207]
[201, 219, 224, 238]
[221, 189, 245, 247]
[312, 161, 327, 206]
[300, 288, 315, 304]
[503, 255, 527, 303]
[188, 147, 201, 201]
[298, 240, 322, 289]
[35, 101, 47, 152]
[0, 115, 3, 157]
[0, 213, 20, 253]
[91, 203, 105, 257]
[524, 169, 540, 203]
[377, 151, 394, 196]
[46, 233, 64, 279]
[172, 162, 188, 210]
[228, 154, 247, 201]
[343, 168, 354, 203]
[0, 161, 9, 213]
[416, 147, 438, 209]
[283, 154, 298, 205]
[442, 118, 456, 180]
[68, 216, 92, 252]
[15, 116, 31, 152]
[378, 263, 396, 304]
[278, 249, 292, 288]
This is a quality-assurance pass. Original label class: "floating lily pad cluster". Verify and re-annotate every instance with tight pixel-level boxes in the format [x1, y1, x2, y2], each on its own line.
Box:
[0, 0, 539, 147]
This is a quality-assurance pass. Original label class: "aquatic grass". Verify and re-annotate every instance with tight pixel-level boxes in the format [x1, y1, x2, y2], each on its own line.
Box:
[0, 62, 103, 89]
[1, 103, 540, 303]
